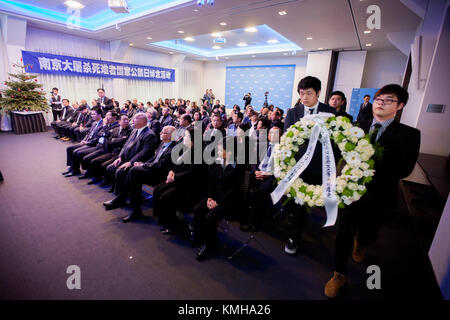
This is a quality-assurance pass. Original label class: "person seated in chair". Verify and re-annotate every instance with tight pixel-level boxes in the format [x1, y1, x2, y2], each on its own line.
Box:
[104, 113, 158, 193]
[59, 104, 88, 142]
[62, 107, 104, 177]
[51, 99, 73, 139]
[192, 136, 245, 261]
[155, 127, 208, 235]
[103, 126, 177, 223]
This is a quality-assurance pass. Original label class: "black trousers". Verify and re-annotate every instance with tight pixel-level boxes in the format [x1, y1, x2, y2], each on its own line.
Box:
[52, 109, 62, 122]
[75, 127, 90, 141]
[89, 153, 117, 178]
[334, 194, 385, 275]
[51, 120, 68, 135]
[81, 147, 106, 171]
[246, 175, 275, 227]
[66, 143, 86, 167]
[193, 197, 229, 247]
[283, 200, 310, 244]
[127, 166, 162, 209]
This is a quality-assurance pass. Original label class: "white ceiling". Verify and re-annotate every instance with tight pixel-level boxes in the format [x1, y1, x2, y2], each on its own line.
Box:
[1, 0, 423, 59]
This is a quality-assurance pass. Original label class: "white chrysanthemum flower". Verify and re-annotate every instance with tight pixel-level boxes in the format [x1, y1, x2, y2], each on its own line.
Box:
[280, 149, 291, 159]
[345, 151, 361, 166]
[348, 182, 358, 190]
[349, 127, 365, 139]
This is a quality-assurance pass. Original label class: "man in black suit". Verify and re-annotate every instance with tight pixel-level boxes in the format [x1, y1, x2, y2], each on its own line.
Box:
[51, 99, 73, 138]
[159, 106, 174, 128]
[63, 105, 90, 142]
[50, 87, 62, 122]
[63, 107, 104, 177]
[105, 113, 158, 194]
[193, 136, 246, 260]
[96, 88, 114, 116]
[76, 111, 120, 179]
[85, 115, 132, 185]
[324, 84, 421, 298]
[356, 94, 373, 123]
[243, 93, 252, 107]
[103, 126, 177, 223]
[74, 110, 94, 141]
[282, 76, 337, 256]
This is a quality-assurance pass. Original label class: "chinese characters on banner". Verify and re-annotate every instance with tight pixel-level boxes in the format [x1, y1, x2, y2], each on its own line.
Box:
[21, 50, 175, 82]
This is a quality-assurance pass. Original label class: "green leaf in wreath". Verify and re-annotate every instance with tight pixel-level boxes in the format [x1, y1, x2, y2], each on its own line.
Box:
[345, 142, 356, 151]
[287, 131, 294, 138]
[338, 202, 345, 209]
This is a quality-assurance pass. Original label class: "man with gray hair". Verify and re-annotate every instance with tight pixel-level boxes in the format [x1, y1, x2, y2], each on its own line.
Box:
[104, 125, 177, 223]
[103, 112, 158, 194]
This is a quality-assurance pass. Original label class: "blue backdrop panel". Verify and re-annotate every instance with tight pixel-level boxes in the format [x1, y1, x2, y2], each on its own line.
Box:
[225, 64, 295, 111]
[348, 88, 379, 120]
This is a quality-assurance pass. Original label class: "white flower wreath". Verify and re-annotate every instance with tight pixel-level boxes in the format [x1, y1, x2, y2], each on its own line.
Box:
[273, 116, 376, 209]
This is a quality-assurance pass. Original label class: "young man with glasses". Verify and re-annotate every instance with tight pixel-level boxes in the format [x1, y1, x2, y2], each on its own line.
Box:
[324, 84, 421, 298]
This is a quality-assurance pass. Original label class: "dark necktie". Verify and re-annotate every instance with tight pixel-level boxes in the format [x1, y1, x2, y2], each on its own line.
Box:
[370, 123, 382, 144]
[309, 108, 314, 115]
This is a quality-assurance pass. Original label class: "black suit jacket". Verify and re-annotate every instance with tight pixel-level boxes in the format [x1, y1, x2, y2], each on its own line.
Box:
[160, 115, 174, 128]
[148, 119, 161, 138]
[82, 120, 104, 145]
[283, 102, 336, 133]
[97, 96, 113, 114]
[50, 94, 62, 111]
[359, 118, 421, 207]
[60, 106, 74, 122]
[119, 126, 158, 164]
[207, 163, 245, 207]
[356, 102, 373, 123]
[142, 141, 177, 182]
[107, 125, 133, 155]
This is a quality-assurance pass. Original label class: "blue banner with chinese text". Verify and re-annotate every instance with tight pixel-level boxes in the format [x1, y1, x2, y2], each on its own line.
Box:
[21, 50, 175, 82]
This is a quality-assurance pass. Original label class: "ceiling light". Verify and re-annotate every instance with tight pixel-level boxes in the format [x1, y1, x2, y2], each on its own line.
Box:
[169, 51, 174, 54]
[194, 9, 199, 12]
[245, 27, 258, 33]
[267, 39, 279, 44]
[365, 43, 372, 47]
[220, 22, 227, 26]
[251, 55, 256, 58]
[283, 53, 288, 55]
[211, 32, 222, 37]
[237, 42, 247, 47]
[225, 57, 229, 59]
[129, 43, 133, 46]
[146, 37, 152, 40]
[64, 1, 85, 9]
[318, 47, 323, 50]
[364, 30, 371, 34]
[306, 37, 313, 40]
[184, 37, 195, 42]
[177, 30, 184, 34]
[212, 46, 221, 49]
[278, 10, 287, 15]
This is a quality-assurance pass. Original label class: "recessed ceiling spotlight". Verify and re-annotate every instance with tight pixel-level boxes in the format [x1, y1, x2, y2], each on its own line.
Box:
[211, 32, 222, 37]
[267, 39, 279, 44]
[245, 27, 258, 33]
[237, 42, 247, 47]
[318, 47, 324, 50]
[194, 9, 199, 12]
[177, 30, 185, 34]
[220, 22, 227, 26]
[146, 37, 152, 40]
[169, 51, 174, 54]
[251, 55, 256, 58]
[129, 43, 133, 46]
[283, 53, 288, 55]
[225, 57, 229, 59]
[306, 37, 313, 40]
[184, 37, 195, 42]
[212, 46, 221, 49]
[278, 10, 287, 15]
[364, 30, 371, 34]
[365, 43, 372, 47]
[64, 1, 85, 9]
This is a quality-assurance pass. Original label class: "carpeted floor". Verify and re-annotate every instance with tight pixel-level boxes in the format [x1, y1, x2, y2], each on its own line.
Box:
[0, 130, 442, 300]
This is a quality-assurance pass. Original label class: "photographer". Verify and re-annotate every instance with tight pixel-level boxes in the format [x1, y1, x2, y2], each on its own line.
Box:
[243, 92, 252, 107]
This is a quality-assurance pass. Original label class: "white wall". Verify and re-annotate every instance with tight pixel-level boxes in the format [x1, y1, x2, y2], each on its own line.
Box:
[361, 49, 408, 88]
[305, 50, 332, 103]
[202, 55, 307, 108]
[333, 50, 367, 104]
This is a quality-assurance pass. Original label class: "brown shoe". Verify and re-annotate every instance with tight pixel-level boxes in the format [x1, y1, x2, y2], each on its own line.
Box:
[352, 237, 366, 263]
[324, 271, 347, 298]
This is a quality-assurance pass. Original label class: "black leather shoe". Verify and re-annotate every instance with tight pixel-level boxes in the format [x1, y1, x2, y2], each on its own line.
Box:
[100, 180, 110, 187]
[161, 228, 174, 235]
[108, 187, 114, 193]
[103, 198, 124, 210]
[62, 168, 72, 175]
[195, 244, 209, 261]
[87, 177, 99, 185]
[78, 173, 90, 180]
[122, 211, 143, 223]
[64, 171, 80, 177]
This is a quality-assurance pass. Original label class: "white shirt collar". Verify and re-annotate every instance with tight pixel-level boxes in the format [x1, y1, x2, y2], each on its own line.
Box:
[135, 126, 145, 138]
[304, 101, 319, 114]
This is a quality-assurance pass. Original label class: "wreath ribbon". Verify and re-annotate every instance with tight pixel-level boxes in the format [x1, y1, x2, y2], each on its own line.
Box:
[271, 113, 338, 227]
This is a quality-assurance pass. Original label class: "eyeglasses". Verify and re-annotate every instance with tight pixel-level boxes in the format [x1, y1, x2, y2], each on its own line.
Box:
[374, 97, 398, 105]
